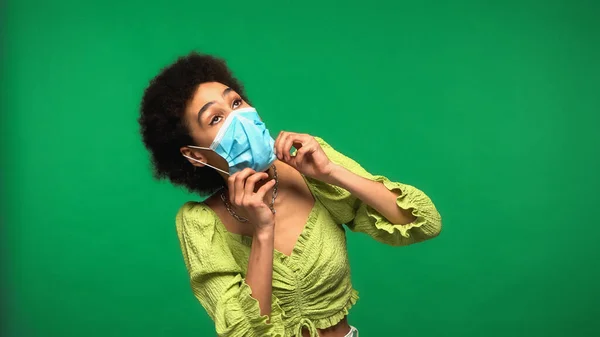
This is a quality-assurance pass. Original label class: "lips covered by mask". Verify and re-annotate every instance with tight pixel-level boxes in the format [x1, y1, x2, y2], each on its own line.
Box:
[183, 107, 277, 175]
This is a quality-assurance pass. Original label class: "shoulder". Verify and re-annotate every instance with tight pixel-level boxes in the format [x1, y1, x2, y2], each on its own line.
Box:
[176, 200, 213, 219]
[174, 201, 235, 272]
[175, 201, 218, 235]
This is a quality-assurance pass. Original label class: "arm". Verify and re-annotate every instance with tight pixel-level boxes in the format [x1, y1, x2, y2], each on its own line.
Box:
[245, 227, 275, 320]
[322, 164, 417, 225]
[274, 132, 442, 246]
[176, 202, 285, 337]
[316, 137, 442, 246]
[224, 168, 278, 321]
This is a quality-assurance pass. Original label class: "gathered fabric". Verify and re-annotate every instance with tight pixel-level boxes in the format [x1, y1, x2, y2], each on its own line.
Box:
[295, 317, 318, 337]
[175, 137, 442, 337]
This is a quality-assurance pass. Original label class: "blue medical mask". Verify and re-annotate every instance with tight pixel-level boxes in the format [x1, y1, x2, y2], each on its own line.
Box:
[183, 107, 276, 175]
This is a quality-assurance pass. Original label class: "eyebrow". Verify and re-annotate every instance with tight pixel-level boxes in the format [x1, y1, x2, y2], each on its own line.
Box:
[197, 87, 234, 123]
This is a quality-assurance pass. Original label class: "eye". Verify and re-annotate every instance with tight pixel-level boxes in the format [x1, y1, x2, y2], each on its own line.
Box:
[232, 98, 243, 109]
[209, 115, 223, 125]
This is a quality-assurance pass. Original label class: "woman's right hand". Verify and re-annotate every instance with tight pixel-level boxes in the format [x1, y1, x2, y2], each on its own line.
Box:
[227, 168, 277, 234]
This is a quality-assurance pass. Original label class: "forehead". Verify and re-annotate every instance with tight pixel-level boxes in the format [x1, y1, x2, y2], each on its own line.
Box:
[186, 81, 229, 113]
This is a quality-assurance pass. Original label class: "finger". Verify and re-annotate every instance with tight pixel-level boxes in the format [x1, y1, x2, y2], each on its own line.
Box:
[227, 173, 236, 203]
[292, 134, 312, 149]
[282, 133, 299, 162]
[234, 168, 255, 205]
[289, 134, 314, 160]
[255, 178, 277, 199]
[293, 145, 314, 166]
[276, 132, 290, 160]
[245, 172, 268, 196]
[273, 131, 283, 158]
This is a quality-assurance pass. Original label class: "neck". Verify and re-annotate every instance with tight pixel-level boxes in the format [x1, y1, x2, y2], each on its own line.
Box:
[256, 161, 278, 191]
[265, 161, 277, 180]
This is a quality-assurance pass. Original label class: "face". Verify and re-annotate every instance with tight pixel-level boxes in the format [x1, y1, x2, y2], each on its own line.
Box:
[179, 82, 251, 172]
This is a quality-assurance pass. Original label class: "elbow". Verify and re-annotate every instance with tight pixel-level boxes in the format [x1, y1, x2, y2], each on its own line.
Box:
[432, 216, 443, 237]
[420, 204, 442, 240]
[402, 216, 442, 246]
[425, 208, 443, 238]
[424, 216, 443, 241]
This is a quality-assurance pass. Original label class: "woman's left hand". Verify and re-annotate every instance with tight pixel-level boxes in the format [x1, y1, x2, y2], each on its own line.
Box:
[274, 132, 337, 181]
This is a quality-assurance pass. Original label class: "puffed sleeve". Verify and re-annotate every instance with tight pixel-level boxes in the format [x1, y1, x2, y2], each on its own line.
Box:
[175, 202, 285, 337]
[306, 137, 442, 246]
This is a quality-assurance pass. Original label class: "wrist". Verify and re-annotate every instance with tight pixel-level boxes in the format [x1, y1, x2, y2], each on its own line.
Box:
[320, 163, 345, 185]
[254, 225, 275, 241]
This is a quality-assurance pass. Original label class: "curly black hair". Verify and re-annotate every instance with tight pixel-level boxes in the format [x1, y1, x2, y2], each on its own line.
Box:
[138, 51, 250, 196]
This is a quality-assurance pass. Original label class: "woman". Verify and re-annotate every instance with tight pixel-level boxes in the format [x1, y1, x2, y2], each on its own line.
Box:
[138, 52, 442, 337]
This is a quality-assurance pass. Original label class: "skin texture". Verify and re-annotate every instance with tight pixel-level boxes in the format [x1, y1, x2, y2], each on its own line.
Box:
[178, 82, 417, 336]
[139, 52, 250, 196]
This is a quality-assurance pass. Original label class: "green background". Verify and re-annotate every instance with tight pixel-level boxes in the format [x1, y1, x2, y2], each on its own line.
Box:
[2, 0, 599, 336]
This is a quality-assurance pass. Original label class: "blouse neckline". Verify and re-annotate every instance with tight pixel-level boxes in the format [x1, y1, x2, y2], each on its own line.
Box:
[202, 173, 322, 263]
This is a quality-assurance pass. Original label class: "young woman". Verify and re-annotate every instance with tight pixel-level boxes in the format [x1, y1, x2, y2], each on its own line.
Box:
[138, 52, 442, 337]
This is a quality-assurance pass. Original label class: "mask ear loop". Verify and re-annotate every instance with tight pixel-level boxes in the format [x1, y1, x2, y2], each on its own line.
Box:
[182, 146, 231, 176]
[182, 154, 230, 176]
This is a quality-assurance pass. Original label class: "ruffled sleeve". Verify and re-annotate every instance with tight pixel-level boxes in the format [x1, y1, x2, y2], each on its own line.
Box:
[306, 137, 442, 246]
[175, 202, 286, 337]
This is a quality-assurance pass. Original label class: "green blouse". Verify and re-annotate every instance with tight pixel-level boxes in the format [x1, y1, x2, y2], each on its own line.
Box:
[175, 137, 442, 337]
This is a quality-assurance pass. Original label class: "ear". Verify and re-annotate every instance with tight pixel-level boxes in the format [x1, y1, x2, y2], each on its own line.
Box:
[180, 146, 207, 168]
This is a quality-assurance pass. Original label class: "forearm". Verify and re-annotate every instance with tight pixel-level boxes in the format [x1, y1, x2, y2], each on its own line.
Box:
[325, 164, 417, 225]
[245, 226, 275, 319]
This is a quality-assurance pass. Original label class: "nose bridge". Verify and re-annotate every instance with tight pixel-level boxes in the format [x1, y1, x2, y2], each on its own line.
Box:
[213, 98, 231, 114]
